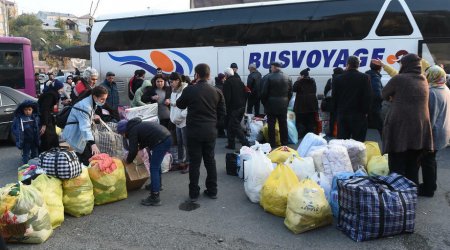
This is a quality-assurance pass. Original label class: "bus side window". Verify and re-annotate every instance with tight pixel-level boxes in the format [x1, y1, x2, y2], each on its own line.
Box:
[375, 0, 413, 36]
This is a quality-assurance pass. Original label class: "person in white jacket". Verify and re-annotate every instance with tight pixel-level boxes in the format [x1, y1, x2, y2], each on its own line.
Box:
[169, 72, 189, 173]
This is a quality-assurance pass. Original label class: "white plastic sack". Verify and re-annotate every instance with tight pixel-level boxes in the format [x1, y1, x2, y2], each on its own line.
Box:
[307, 146, 328, 172]
[322, 145, 353, 184]
[161, 153, 173, 173]
[297, 133, 327, 157]
[248, 120, 264, 143]
[244, 150, 274, 203]
[250, 142, 271, 154]
[288, 93, 296, 110]
[124, 103, 158, 120]
[329, 139, 366, 171]
[239, 146, 255, 178]
[286, 156, 315, 181]
[311, 172, 331, 202]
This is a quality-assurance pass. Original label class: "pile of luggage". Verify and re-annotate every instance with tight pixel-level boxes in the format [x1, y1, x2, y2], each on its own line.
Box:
[227, 133, 417, 242]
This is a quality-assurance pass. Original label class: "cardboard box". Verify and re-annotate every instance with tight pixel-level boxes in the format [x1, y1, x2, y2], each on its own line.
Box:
[123, 160, 149, 191]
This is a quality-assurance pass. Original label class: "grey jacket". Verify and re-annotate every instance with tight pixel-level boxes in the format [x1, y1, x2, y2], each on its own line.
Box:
[429, 86, 450, 150]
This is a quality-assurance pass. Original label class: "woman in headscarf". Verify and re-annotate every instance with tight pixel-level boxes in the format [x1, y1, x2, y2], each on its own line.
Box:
[381, 53, 433, 185]
[419, 65, 450, 197]
[38, 80, 65, 152]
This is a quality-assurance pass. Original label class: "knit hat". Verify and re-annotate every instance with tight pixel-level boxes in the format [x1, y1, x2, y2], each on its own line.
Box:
[117, 119, 128, 134]
[300, 68, 310, 77]
[218, 73, 225, 80]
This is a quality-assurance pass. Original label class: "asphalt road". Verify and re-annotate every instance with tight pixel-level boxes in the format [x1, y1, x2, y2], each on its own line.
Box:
[0, 130, 449, 250]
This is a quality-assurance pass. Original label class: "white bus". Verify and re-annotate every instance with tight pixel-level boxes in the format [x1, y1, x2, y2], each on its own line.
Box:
[91, 0, 450, 104]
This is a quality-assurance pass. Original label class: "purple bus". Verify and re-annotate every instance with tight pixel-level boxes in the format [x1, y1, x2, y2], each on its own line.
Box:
[0, 37, 36, 97]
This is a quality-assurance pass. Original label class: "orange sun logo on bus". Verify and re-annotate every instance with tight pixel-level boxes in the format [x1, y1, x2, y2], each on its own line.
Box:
[108, 50, 193, 75]
[386, 50, 409, 64]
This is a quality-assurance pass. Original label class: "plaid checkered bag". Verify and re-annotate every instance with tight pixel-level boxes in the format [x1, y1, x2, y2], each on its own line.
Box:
[39, 147, 82, 179]
[337, 173, 417, 242]
[92, 119, 124, 158]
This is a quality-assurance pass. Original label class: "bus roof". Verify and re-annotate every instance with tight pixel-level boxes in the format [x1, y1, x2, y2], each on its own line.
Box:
[0, 37, 31, 45]
[95, 0, 326, 21]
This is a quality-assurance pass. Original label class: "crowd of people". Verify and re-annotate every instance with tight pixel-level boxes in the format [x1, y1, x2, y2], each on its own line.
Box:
[12, 53, 450, 210]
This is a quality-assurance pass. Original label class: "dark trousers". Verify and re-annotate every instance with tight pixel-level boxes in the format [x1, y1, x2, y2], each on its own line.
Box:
[159, 118, 170, 130]
[337, 113, 368, 142]
[247, 95, 260, 115]
[77, 144, 93, 166]
[388, 150, 422, 185]
[296, 112, 317, 138]
[147, 137, 171, 193]
[368, 110, 383, 137]
[187, 137, 217, 199]
[420, 150, 437, 193]
[267, 113, 288, 147]
[39, 121, 59, 153]
[227, 107, 248, 147]
[327, 112, 336, 137]
[22, 142, 39, 164]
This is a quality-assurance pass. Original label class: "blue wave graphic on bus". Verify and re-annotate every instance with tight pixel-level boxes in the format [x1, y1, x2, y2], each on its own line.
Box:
[108, 51, 193, 75]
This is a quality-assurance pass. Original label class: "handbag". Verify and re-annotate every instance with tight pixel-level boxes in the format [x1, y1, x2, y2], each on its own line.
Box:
[92, 119, 124, 158]
[39, 147, 82, 179]
[337, 173, 417, 242]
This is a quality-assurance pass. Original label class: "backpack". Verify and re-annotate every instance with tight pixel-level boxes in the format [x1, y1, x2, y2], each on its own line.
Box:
[55, 106, 90, 129]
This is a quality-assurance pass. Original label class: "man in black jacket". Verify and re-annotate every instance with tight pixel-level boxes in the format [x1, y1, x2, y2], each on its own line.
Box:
[247, 63, 262, 115]
[223, 68, 249, 150]
[118, 118, 172, 206]
[261, 62, 293, 147]
[332, 56, 372, 142]
[177, 63, 226, 201]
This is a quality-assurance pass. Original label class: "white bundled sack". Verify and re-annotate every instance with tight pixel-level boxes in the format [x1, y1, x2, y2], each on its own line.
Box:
[311, 172, 331, 202]
[307, 146, 328, 172]
[250, 141, 271, 154]
[238, 146, 254, 178]
[297, 133, 327, 157]
[285, 156, 315, 181]
[244, 150, 274, 203]
[329, 139, 366, 171]
[248, 120, 264, 143]
[322, 145, 353, 183]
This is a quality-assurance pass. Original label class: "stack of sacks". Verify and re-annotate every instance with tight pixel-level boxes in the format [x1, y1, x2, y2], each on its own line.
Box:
[322, 145, 354, 184]
[0, 183, 53, 243]
[31, 175, 64, 229]
[297, 133, 327, 157]
[62, 168, 94, 217]
[307, 146, 328, 172]
[329, 139, 366, 171]
[244, 149, 274, 203]
[89, 154, 128, 205]
[260, 164, 299, 217]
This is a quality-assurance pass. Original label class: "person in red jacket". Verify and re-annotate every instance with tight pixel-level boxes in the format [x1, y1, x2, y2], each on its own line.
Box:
[73, 67, 99, 99]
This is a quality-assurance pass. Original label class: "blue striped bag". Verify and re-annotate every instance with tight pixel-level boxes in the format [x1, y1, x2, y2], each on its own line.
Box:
[337, 173, 417, 242]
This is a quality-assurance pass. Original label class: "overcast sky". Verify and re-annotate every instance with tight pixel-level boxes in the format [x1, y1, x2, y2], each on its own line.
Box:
[15, 0, 190, 17]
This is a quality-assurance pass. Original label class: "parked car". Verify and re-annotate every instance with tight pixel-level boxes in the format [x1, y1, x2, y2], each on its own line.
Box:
[0, 86, 37, 142]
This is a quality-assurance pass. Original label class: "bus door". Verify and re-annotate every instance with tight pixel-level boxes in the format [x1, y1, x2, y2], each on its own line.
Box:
[419, 39, 450, 74]
[217, 47, 244, 79]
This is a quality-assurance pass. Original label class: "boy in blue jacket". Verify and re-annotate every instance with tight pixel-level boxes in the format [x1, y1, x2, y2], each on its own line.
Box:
[12, 100, 41, 164]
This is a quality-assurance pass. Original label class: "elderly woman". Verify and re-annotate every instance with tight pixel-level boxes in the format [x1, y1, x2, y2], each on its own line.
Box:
[62, 86, 108, 166]
[381, 53, 433, 185]
[73, 67, 99, 100]
[38, 80, 65, 152]
[419, 65, 450, 197]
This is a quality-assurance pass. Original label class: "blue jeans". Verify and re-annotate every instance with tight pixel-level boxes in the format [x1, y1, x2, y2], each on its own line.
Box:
[22, 142, 39, 164]
[147, 137, 171, 193]
[176, 126, 189, 164]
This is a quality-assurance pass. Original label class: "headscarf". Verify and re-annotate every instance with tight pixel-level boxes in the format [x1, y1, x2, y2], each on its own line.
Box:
[426, 65, 447, 88]
[117, 119, 128, 134]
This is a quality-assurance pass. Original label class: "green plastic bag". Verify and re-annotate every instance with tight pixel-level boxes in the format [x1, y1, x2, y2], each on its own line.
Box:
[88, 158, 128, 205]
[367, 155, 390, 176]
[62, 168, 94, 217]
[284, 179, 332, 234]
[0, 183, 53, 243]
[31, 175, 64, 229]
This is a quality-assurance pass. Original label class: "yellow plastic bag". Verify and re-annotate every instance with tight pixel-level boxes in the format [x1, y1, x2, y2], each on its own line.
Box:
[367, 155, 389, 176]
[268, 146, 299, 164]
[260, 164, 299, 217]
[55, 126, 62, 136]
[284, 179, 333, 234]
[31, 175, 64, 229]
[88, 158, 128, 205]
[62, 168, 94, 217]
[364, 141, 381, 166]
[263, 122, 281, 147]
[0, 183, 53, 243]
